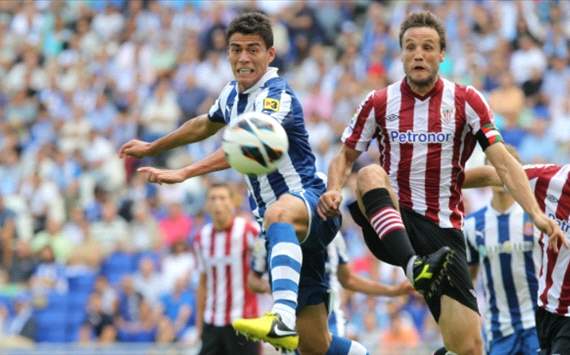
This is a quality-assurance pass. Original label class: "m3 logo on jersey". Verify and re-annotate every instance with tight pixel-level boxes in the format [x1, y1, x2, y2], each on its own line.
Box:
[263, 98, 280, 112]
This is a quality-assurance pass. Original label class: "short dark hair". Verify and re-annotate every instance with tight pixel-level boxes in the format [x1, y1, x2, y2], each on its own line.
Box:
[226, 12, 273, 49]
[399, 11, 446, 51]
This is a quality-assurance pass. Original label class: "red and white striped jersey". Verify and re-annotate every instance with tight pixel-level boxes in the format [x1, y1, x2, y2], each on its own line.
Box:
[194, 216, 260, 326]
[525, 164, 570, 317]
[342, 77, 501, 229]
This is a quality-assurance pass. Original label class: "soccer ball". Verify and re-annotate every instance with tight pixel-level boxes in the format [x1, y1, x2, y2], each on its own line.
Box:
[222, 111, 289, 175]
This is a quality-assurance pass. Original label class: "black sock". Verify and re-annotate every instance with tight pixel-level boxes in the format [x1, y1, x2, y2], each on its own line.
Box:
[348, 201, 401, 266]
[361, 188, 416, 268]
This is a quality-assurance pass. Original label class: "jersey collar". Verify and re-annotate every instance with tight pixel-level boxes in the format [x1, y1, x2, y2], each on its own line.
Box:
[488, 202, 519, 216]
[401, 76, 443, 101]
[241, 67, 279, 94]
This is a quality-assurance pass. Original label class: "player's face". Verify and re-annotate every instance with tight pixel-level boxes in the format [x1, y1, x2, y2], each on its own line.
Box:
[206, 187, 235, 224]
[401, 27, 444, 87]
[228, 33, 276, 92]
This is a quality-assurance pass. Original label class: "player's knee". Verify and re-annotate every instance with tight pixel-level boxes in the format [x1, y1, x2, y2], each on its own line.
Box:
[446, 335, 483, 355]
[264, 205, 293, 226]
[298, 335, 329, 355]
[356, 165, 389, 194]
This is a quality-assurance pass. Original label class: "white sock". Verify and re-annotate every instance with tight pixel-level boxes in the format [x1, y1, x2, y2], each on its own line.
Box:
[405, 255, 417, 282]
[272, 303, 296, 330]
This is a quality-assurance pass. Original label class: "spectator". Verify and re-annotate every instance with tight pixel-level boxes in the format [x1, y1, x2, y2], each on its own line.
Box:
[129, 202, 161, 252]
[518, 117, 558, 164]
[133, 257, 164, 307]
[176, 74, 209, 122]
[0, 294, 35, 347]
[140, 78, 181, 143]
[30, 217, 72, 264]
[81, 292, 116, 343]
[9, 240, 36, 284]
[89, 201, 129, 256]
[379, 306, 420, 351]
[161, 241, 196, 293]
[510, 35, 547, 85]
[30, 245, 67, 295]
[0, 195, 16, 268]
[158, 202, 192, 248]
[158, 276, 195, 341]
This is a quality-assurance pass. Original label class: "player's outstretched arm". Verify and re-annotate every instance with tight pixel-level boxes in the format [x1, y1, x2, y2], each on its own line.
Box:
[119, 114, 225, 159]
[337, 264, 413, 297]
[138, 147, 230, 184]
[317, 145, 361, 219]
[485, 143, 567, 251]
[462, 166, 502, 188]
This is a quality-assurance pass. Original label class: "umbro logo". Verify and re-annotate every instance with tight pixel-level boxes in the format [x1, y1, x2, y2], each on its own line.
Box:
[547, 194, 559, 203]
[386, 114, 399, 121]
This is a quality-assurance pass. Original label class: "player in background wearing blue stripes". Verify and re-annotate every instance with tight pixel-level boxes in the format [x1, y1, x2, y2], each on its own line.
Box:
[119, 11, 369, 355]
[463, 147, 540, 355]
[248, 232, 413, 354]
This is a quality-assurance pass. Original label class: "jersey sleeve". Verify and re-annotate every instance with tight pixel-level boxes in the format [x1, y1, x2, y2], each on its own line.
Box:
[254, 86, 294, 125]
[463, 216, 480, 266]
[207, 82, 234, 124]
[341, 90, 379, 152]
[464, 86, 503, 151]
[523, 164, 561, 180]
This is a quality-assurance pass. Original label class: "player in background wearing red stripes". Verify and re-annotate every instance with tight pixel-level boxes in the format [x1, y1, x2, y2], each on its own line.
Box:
[194, 183, 260, 355]
[318, 11, 565, 355]
[464, 162, 570, 354]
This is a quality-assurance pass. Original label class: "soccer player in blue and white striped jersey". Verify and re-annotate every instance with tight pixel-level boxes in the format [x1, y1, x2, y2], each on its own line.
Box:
[119, 11, 367, 355]
[248, 232, 413, 354]
[463, 149, 540, 355]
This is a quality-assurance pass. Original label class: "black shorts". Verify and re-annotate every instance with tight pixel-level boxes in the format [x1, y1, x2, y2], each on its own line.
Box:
[199, 324, 260, 355]
[536, 307, 570, 355]
[349, 202, 478, 321]
[400, 207, 479, 321]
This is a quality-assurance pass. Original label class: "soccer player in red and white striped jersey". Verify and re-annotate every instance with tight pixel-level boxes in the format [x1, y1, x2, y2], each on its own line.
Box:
[194, 183, 260, 355]
[465, 163, 570, 354]
[318, 11, 563, 355]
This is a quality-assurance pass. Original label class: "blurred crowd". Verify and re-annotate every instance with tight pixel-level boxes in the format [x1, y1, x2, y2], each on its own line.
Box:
[0, 0, 568, 352]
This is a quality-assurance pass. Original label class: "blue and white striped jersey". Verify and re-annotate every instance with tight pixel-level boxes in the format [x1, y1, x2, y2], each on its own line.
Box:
[326, 233, 349, 336]
[464, 203, 540, 343]
[208, 67, 325, 219]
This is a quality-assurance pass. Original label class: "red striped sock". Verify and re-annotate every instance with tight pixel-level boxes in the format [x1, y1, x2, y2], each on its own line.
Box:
[369, 207, 406, 238]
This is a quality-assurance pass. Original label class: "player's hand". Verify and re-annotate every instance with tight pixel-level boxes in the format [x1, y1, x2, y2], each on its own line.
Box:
[137, 167, 188, 184]
[390, 281, 414, 296]
[118, 139, 153, 159]
[533, 213, 568, 252]
[317, 190, 343, 220]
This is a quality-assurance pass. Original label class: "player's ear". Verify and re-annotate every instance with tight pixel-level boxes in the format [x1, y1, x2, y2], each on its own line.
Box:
[267, 47, 276, 64]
